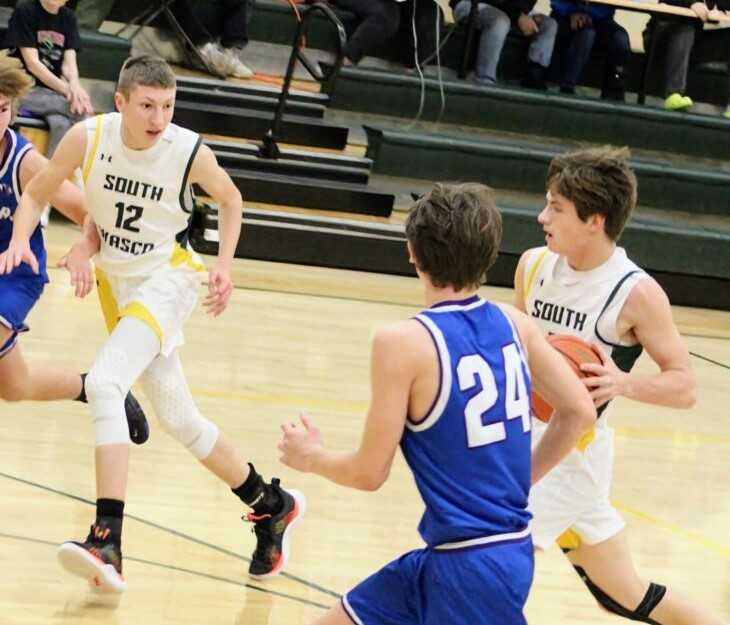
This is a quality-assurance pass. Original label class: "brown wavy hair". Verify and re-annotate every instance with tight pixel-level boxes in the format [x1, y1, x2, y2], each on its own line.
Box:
[547, 146, 637, 241]
[405, 182, 502, 291]
[0, 54, 34, 121]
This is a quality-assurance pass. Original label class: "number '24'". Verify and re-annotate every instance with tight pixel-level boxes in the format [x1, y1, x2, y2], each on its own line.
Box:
[457, 343, 531, 448]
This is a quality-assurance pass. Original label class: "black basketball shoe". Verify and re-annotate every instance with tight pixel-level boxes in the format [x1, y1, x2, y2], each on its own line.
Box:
[245, 479, 306, 579]
[57, 524, 127, 593]
[124, 391, 149, 445]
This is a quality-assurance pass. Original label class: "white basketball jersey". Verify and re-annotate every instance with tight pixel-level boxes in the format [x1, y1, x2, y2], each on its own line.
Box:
[523, 246, 646, 375]
[81, 113, 201, 277]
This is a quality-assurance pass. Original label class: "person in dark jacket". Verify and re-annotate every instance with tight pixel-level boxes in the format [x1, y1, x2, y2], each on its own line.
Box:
[550, 0, 630, 100]
[454, 0, 557, 88]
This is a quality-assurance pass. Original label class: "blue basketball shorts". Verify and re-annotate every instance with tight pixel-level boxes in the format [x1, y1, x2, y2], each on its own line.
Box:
[0, 276, 45, 357]
[342, 536, 534, 625]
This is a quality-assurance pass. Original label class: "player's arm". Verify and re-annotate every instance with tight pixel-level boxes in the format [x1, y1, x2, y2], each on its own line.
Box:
[189, 143, 242, 316]
[189, 143, 242, 271]
[513, 250, 529, 312]
[279, 321, 417, 491]
[18, 148, 87, 227]
[513, 249, 537, 312]
[582, 278, 696, 409]
[0, 123, 87, 274]
[502, 305, 596, 484]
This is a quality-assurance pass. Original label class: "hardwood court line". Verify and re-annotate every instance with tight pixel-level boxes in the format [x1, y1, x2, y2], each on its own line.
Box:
[0, 471, 340, 599]
[0, 531, 330, 610]
[689, 351, 730, 370]
[231, 283, 418, 309]
[611, 501, 730, 560]
[684, 333, 730, 342]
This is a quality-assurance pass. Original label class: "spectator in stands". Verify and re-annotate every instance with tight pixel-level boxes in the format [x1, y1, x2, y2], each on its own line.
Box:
[3, 0, 93, 156]
[643, 0, 730, 114]
[172, 0, 255, 79]
[329, 0, 401, 66]
[550, 0, 630, 100]
[453, 0, 557, 89]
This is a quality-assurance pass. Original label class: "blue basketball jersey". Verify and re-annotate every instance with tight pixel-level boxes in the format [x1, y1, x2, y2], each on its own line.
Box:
[0, 128, 47, 282]
[403, 295, 533, 547]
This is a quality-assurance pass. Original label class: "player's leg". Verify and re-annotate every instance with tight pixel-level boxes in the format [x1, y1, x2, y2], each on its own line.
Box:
[0, 327, 83, 400]
[137, 348, 305, 579]
[565, 528, 726, 625]
[57, 317, 160, 592]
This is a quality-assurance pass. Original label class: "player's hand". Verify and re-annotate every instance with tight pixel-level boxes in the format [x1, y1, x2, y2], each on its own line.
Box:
[278, 414, 322, 472]
[0, 238, 38, 275]
[579, 350, 628, 407]
[204, 265, 233, 317]
[58, 243, 94, 298]
[690, 1, 710, 20]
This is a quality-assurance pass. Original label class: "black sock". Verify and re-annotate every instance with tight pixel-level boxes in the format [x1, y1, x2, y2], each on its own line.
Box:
[76, 373, 88, 403]
[232, 463, 282, 515]
[95, 498, 124, 545]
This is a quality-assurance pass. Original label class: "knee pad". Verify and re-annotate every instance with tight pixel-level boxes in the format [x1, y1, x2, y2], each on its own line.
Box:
[573, 564, 666, 624]
[86, 348, 131, 446]
[143, 372, 218, 459]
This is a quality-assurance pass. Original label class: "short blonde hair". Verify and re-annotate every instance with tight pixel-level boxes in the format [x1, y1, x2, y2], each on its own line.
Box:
[0, 53, 34, 120]
[117, 54, 176, 97]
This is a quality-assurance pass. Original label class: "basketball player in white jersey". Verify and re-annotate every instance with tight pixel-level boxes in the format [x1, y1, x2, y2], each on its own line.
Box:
[3, 55, 305, 592]
[514, 147, 725, 625]
[0, 54, 148, 444]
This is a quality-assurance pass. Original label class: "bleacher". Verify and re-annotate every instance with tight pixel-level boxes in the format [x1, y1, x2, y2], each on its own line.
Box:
[4, 0, 730, 309]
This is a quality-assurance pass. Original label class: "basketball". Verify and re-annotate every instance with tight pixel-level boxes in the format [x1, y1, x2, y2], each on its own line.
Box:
[531, 335, 603, 423]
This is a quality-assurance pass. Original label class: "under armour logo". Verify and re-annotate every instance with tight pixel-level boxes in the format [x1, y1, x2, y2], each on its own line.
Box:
[99, 153, 113, 163]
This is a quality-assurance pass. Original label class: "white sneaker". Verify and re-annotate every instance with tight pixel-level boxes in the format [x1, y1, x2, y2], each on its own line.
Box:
[224, 48, 254, 79]
[197, 42, 235, 78]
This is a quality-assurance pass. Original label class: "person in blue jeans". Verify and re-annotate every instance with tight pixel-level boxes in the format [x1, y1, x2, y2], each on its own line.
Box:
[550, 0, 630, 100]
[278, 183, 595, 625]
[455, 0, 558, 88]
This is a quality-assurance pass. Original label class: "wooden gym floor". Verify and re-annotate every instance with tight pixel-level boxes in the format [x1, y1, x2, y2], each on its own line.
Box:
[2, 223, 729, 625]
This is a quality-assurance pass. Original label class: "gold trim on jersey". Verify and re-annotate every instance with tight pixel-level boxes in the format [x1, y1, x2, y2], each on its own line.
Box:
[556, 528, 582, 550]
[95, 267, 119, 333]
[170, 241, 206, 272]
[575, 427, 596, 452]
[83, 115, 104, 183]
[524, 247, 550, 302]
[95, 267, 163, 341]
[119, 302, 163, 341]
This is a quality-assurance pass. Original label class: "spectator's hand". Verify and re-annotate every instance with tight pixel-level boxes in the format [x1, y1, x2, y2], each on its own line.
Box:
[570, 12, 592, 29]
[68, 85, 93, 116]
[58, 242, 94, 298]
[690, 1, 710, 20]
[518, 13, 540, 35]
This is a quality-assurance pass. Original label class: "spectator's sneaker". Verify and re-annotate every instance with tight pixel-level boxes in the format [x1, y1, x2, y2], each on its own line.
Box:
[724, 106, 730, 120]
[664, 93, 693, 111]
[124, 391, 149, 445]
[197, 42, 235, 78]
[224, 48, 255, 79]
[245, 479, 306, 579]
[57, 525, 127, 593]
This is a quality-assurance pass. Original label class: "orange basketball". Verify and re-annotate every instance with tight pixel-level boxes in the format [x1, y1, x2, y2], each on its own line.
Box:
[531, 335, 603, 423]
